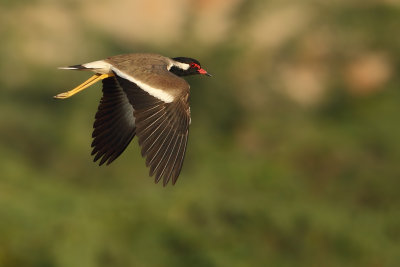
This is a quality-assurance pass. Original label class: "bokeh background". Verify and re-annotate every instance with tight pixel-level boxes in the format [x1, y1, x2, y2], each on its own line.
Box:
[1, 0, 399, 266]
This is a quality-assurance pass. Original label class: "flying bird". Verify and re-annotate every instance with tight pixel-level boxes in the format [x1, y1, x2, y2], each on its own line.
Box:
[55, 53, 211, 186]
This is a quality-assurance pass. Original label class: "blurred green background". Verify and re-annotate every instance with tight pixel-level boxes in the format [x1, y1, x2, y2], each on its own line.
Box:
[1, 0, 399, 266]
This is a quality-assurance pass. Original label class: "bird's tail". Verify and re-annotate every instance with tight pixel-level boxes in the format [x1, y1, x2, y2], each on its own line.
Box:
[55, 60, 114, 99]
[58, 65, 92, 70]
[58, 60, 111, 72]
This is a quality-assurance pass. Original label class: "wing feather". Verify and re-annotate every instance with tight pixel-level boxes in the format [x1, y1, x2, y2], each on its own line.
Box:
[91, 77, 136, 165]
[114, 74, 190, 185]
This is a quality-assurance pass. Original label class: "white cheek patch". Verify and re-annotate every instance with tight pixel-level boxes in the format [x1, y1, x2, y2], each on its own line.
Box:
[170, 61, 190, 71]
[112, 67, 175, 103]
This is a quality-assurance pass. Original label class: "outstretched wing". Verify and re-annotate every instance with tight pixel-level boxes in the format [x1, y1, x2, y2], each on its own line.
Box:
[115, 74, 190, 186]
[91, 77, 136, 165]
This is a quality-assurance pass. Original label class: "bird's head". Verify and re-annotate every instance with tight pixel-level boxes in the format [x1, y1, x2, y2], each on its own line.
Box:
[170, 57, 212, 77]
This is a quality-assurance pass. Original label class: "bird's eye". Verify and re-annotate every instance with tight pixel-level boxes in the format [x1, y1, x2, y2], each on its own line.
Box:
[190, 63, 200, 70]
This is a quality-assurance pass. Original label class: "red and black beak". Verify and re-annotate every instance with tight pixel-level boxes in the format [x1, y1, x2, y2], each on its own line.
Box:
[198, 68, 212, 77]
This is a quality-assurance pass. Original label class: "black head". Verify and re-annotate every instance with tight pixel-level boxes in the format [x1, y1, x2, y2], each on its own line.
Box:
[170, 57, 211, 77]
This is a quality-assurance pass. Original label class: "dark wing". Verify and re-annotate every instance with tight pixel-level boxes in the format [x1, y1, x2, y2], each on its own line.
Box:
[91, 77, 136, 165]
[115, 75, 190, 186]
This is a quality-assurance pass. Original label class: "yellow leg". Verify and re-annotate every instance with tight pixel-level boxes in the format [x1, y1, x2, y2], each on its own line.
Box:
[54, 73, 114, 99]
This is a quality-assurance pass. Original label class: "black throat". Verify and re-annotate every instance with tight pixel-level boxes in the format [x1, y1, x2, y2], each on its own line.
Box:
[169, 66, 190, 77]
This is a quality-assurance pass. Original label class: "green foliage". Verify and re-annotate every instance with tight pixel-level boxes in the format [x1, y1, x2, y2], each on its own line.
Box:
[0, 1, 400, 266]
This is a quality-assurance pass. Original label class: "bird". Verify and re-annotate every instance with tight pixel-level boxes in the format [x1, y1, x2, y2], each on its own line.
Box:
[55, 53, 211, 186]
